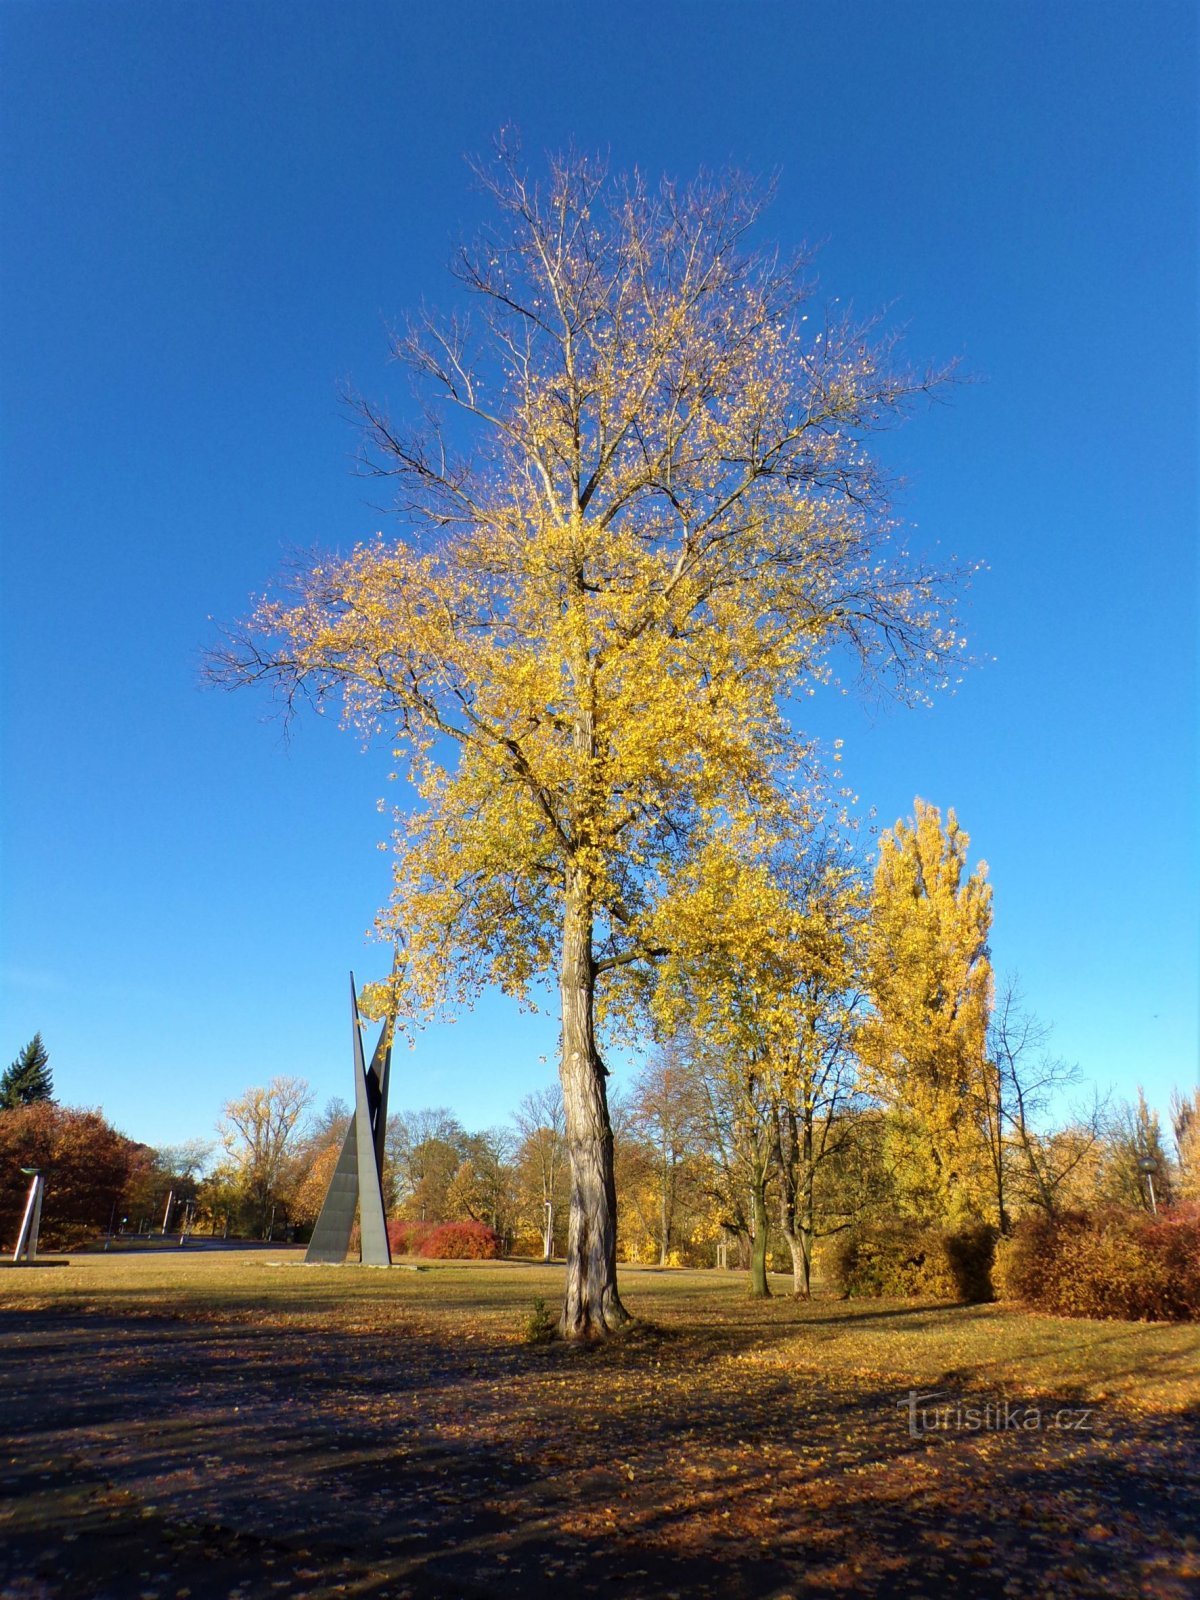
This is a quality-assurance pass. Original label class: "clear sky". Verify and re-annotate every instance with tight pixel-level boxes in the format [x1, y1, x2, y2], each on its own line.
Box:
[2, 1, 1196, 1151]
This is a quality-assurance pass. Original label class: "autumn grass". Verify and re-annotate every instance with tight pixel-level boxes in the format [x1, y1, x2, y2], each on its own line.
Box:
[2, 1249, 1198, 1598]
[5, 1247, 1196, 1411]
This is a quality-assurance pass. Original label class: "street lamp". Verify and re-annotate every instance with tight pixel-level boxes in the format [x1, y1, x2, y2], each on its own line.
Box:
[1138, 1155, 1160, 1216]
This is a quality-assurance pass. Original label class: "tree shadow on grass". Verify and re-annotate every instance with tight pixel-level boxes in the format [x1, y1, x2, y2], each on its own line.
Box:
[1, 1305, 1197, 1599]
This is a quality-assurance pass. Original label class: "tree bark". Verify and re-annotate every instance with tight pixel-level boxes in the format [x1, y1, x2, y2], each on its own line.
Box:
[659, 1139, 672, 1266]
[558, 870, 631, 1339]
[749, 1180, 771, 1298]
[798, 1113, 815, 1297]
[775, 1106, 813, 1297]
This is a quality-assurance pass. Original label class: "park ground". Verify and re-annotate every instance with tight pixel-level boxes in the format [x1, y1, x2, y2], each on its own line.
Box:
[1, 1252, 1197, 1600]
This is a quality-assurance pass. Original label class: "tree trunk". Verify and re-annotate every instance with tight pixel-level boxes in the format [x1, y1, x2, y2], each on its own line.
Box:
[749, 1180, 771, 1298]
[781, 1226, 805, 1296]
[779, 1209, 812, 1297]
[659, 1141, 671, 1266]
[558, 870, 630, 1339]
[798, 1115, 815, 1298]
[775, 1105, 812, 1297]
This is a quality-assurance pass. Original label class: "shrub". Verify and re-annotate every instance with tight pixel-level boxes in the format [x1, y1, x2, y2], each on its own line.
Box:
[520, 1295, 557, 1344]
[417, 1220, 501, 1260]
[386, 1218, 436, 1256]
[1143, 1205, 1200, 1317]
[831, 1220, 995, 1302]
[994, 1206, 1200, 1321]
[992, 1210, 1085, 1306]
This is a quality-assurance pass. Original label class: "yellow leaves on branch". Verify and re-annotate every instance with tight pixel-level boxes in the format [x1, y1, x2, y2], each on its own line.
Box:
[647, 818, 865, 1101]
[215, 148, 967, 1023]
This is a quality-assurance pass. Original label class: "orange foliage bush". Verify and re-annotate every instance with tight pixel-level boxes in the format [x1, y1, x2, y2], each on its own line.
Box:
[994, 1206, 1200, 1321]
[417, 1220, 501, 1259]
[387, 1218, 436, 1255]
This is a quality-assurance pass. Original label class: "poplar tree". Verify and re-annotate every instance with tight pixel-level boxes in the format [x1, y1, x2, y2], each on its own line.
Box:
[212, 143, 966, 1337]
[859, 800, 994, 1222]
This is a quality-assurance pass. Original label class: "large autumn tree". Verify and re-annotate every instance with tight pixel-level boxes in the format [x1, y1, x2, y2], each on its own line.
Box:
[213, 142, 966, 1337]
[216, 1076, 314, 1238]
[0, 1102, 149, 1248]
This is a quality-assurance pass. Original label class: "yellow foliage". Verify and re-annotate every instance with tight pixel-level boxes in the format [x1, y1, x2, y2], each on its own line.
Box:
[217, 153, 964, 1036]
[859, 800, 994, 1223]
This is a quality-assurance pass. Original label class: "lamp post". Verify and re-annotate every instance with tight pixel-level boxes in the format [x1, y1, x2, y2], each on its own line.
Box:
[1138, 1155, 1160, 1216]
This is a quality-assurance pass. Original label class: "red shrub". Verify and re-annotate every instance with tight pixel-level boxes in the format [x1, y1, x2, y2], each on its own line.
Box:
[417, 1220, 501, 1260]
[386, 1218, 436, 1256]
[1141, 1205, 1200, 1319]
[994, 1206, 1200, 1321]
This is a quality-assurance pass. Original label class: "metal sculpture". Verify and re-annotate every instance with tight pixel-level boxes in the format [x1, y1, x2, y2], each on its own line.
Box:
[13, 1168, 44, 1263]
[305, 975, 394, 1266]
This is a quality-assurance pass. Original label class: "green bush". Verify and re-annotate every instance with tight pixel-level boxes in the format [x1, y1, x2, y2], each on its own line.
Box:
[831, 1220, 996, 1302]
[994, 1206, 1200, 1321]
[520, 1295, 557, 1344]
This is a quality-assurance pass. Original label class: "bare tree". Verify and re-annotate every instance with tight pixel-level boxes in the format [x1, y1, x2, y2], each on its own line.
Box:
[217, 1076, 313, 1237]
[625, 1043, 704, 1265]
[515, 1085, 566, 1259]
[987, 980, 1105, 1217]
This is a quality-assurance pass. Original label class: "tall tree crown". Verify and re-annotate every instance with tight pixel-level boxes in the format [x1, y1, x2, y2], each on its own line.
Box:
[212, 145, 968, 1020]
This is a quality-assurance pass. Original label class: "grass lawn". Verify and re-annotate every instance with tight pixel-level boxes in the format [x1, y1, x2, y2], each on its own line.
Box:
[1, 1249, 1197, 1598]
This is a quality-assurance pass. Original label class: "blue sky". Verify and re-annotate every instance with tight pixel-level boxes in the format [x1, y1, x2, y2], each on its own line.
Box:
[2, 1, 1195, 1150]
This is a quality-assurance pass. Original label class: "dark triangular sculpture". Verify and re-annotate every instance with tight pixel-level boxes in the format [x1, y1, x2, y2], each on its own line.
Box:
[305, 974, 392, 1266]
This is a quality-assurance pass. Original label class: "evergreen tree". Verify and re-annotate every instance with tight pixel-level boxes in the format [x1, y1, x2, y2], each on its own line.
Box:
[0, 1034, 53, 1109]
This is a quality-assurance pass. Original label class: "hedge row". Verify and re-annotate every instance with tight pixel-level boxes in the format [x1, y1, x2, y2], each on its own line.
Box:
[386, 1218, 501, 1260]
[994, 1207, 1200, 1322]
[829, 1222, 996, 1303]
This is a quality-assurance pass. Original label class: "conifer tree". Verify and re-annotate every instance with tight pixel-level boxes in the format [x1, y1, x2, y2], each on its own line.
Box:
[0, 1034, 53, 1110]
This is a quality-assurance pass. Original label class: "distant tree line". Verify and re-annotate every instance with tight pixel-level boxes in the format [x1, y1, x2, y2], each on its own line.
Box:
[4, 807, 1196, 1266]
